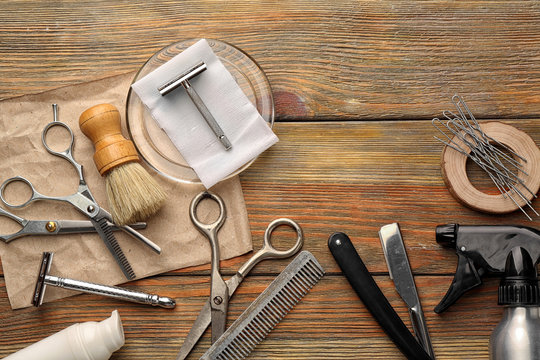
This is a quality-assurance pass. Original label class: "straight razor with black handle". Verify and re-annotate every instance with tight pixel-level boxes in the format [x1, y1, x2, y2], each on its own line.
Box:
[328, 232, 433, 360]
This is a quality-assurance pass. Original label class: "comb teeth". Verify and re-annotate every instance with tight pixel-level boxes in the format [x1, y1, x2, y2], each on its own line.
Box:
[96, 217, 136, 280]
[201, 251, 324, 360]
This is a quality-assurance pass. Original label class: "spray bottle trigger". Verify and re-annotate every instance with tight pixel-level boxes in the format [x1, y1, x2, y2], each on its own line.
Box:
[435, 252, 482, 313]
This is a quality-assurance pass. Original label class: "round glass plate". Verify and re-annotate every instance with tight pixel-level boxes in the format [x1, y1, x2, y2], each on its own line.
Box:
[126, 39, 274, 184]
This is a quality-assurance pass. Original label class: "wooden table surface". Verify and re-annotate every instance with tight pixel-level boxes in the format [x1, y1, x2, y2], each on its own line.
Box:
[0, 1, 539, 359]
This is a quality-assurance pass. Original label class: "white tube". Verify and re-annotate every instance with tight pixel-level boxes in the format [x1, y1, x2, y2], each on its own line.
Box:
[4, 310, 125, 360]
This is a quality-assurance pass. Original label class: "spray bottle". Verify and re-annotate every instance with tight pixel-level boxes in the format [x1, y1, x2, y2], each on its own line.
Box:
[490, 246, 540, 359]
[434, 224, 540, 360]
[4, 310, 125, 360]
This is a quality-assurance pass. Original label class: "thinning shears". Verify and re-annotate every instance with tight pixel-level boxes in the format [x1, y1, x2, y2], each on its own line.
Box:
[176, 191, 304, 359]
[0, 207, 146, 243]
[0, 104, 161, 280]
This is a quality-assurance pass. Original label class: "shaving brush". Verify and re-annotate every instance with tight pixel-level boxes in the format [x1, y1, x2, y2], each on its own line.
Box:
[79, 104, 166, 225]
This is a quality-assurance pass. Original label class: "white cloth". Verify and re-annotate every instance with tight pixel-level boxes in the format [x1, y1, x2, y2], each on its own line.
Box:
[131, 39, 278, 188]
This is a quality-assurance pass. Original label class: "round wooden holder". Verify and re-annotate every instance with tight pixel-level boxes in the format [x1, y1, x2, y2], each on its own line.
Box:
[441, 122, 540, 214]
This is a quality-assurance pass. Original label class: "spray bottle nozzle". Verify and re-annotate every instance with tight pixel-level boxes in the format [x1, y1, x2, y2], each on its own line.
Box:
[435, 224, 458, 248]
[435, 224, 540, 314]
[498, 247, 539, 306]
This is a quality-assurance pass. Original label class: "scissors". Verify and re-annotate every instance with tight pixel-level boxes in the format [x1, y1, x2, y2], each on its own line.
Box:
[0, 207, 146, 243]
[0, 104, 161, 280]
[176, 191, 304, 359]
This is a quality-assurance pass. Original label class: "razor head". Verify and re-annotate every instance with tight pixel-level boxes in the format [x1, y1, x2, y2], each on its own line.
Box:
[32, 252, 53, 307]
[158, 61, 207, 96]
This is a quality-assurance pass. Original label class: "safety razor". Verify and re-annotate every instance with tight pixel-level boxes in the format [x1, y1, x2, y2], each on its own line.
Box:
[32, 252, 176, 308]
[158, 61, 232, 150]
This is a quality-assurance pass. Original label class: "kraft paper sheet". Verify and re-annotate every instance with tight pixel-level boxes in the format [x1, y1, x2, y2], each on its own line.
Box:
[0, 72, 253, 309]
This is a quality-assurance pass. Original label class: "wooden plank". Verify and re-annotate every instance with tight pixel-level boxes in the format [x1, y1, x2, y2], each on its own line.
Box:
[135, 119, 536, 276]
[1, 3, 538, 359]
[2, 116, 535, 359]
[0, 120, 537, 276]
[0, 1, 539, 119]
[0, 275, 503, 359]
[239, 119, 539, 276]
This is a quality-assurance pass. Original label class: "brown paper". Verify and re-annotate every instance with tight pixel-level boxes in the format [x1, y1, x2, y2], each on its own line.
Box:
[0, 72, 252, 309]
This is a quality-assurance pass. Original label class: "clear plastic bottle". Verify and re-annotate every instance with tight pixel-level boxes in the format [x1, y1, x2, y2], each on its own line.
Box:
[4, 310, 125, 360]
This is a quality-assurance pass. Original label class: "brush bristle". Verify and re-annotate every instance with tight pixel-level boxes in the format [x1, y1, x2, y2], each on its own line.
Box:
[105, 162, 166, 226]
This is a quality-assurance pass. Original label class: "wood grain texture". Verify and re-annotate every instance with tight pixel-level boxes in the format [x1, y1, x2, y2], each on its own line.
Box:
[1, 121, 536, 276]
[1, 1, 540, 119]
[0, 120, 537, 359]
[239, 120, 539, 274]
[1, 2, 540, 359]
[0, 275, 504, 360]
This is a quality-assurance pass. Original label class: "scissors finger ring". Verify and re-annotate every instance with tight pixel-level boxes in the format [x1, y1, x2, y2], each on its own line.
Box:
[189, 191, 226, 237]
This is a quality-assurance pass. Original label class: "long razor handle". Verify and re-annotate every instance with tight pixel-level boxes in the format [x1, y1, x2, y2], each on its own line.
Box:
[93, 218, 136, 280]
[44, 275, 175, 308]
[182, 80, 232, 150]
[328, 232, 432, 360]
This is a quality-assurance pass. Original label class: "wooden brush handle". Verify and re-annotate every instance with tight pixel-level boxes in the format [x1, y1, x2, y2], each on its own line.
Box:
[79, 103, 139, 176]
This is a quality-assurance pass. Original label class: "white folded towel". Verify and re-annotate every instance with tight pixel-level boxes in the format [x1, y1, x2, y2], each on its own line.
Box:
[131, 39, 278, 188]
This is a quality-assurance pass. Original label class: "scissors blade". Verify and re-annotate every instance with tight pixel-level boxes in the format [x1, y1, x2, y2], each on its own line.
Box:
[379, 223, 435, 359]
[95, 206, 161, 254]
[176, 301, 212, 360]
[0, 220, 146, 243]
[209, 277, 229, 343]
[57, 220, 147, 234]
[211, 305, 227, 344]
[91, 217, 136, 280]
[175, 274, 243, 360]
